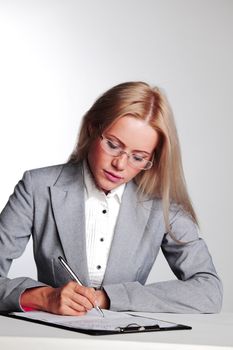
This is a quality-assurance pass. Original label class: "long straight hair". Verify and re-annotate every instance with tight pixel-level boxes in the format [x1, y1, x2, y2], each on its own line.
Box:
[69, 82, 198, 233]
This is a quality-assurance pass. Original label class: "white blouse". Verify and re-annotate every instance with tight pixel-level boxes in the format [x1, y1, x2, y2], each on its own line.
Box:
[83, 162, 125, 288]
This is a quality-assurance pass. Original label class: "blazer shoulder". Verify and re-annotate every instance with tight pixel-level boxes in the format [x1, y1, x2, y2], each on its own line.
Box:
[25, 162, 82, 187]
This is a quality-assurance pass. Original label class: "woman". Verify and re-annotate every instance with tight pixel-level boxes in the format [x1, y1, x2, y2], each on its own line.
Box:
[0, 82, 223, 315]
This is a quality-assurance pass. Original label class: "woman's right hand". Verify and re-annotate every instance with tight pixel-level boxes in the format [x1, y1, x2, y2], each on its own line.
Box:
[20, 281, 97, 316]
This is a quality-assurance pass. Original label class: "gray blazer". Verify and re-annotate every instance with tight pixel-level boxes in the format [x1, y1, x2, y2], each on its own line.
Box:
[0, 162, 223, 313]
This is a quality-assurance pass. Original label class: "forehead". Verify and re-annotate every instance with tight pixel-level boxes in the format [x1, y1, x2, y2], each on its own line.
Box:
[105, 116, 159, 152]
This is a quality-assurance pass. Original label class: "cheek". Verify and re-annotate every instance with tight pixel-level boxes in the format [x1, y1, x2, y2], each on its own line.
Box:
[126, 167, 141, 181]
[87, 140, 107, 169]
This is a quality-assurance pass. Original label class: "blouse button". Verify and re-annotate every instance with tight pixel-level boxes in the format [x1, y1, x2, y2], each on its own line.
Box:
[100, 238, 104, 242]
[102, 209, 107, 214]
[96, 265, 101, 270]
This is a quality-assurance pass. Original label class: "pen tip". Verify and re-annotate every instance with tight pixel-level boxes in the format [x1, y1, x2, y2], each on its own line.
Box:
[96, 306, 104, 317]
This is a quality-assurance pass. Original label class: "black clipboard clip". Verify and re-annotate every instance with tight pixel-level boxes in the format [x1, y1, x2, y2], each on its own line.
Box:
[116, 323, 160, 333]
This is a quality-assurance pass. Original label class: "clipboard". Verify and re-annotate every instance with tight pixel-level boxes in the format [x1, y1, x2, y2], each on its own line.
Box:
[0, 311, 192, 336]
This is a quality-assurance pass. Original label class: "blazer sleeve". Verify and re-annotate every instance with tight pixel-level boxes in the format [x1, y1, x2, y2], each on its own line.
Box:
[0, 171, 47, 312]
[104, 207, 223, 313]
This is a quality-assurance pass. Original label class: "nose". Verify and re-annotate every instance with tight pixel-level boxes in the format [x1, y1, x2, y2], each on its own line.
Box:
[111, 152, 128, 170]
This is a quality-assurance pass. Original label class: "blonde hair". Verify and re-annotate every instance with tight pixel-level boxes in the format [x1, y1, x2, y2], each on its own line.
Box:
[69, 81, 198, 233]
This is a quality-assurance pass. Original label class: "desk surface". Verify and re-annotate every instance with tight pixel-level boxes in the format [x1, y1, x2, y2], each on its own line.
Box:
[1, 312, 233, 349]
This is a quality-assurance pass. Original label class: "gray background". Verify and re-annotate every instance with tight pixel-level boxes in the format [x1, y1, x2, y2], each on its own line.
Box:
[0, 0, 232, 312]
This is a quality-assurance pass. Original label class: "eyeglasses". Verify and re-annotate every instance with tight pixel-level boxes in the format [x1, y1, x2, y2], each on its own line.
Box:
[100, 135, 153, 170]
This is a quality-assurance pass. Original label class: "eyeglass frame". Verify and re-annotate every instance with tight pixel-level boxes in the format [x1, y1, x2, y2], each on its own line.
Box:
[99, 134, 153, 170]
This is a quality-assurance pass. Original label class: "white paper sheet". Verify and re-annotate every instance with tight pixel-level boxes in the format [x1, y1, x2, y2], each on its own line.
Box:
[11, 309, 175, 331]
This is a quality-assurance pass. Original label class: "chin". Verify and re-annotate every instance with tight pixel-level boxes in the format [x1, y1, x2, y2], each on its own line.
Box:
[99, 182, 116, 193]
[95, 181, 111, 193]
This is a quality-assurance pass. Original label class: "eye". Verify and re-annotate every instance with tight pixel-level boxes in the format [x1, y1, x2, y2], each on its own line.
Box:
[106, 139, 121, 150]
[132, 154, 144, 162]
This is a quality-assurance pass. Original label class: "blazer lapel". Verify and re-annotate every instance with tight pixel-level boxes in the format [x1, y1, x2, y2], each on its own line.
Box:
[102, 181, 153, 284]
[50, 163, 90, 286]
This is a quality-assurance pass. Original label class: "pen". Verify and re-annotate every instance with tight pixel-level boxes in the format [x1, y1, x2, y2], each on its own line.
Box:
[58, 256, 104, 318]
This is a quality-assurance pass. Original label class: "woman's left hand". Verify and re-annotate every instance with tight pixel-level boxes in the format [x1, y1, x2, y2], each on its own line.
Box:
[95, 289, 110, 309]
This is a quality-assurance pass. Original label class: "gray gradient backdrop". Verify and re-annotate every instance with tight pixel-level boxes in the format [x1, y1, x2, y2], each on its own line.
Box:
[0, 0, 232, 311]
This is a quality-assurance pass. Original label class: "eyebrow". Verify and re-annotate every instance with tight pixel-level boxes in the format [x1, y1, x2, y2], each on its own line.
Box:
[105, 134, 151, 155]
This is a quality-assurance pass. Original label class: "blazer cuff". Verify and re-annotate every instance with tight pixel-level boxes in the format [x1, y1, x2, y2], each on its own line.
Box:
[103, 283, 132, 311]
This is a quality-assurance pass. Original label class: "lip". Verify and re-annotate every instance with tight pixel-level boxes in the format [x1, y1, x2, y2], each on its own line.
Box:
[104, 170, 124, 183]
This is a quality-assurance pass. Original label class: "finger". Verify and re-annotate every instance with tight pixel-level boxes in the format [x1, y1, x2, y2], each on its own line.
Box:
[72, 287, 95, 310]
[48, 293, 88, 315]
[65, 281, 96, 302]
[65, 281, 95, 297]
[53, 285, 89, 312]
[58, 290, 90, 314]
[55, 303, 87, 316]
[74, 285, 96, 305]
[65, 298, 89, 313]
[61, 283, 97, 311]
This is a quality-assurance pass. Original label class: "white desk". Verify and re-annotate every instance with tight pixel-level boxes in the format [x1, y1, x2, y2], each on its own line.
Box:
[1, 312, 233, 349]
